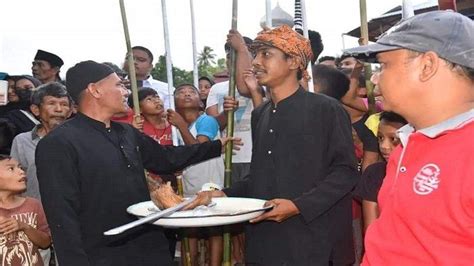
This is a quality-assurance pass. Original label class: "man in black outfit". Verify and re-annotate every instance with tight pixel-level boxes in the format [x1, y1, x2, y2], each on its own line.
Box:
[35, 61, 234, 266]
[192, 25, 359, 265]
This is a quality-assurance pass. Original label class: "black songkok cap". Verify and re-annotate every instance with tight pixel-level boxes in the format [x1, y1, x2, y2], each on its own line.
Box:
[66, 60, 114, 103]
[34, 49, 64, 68]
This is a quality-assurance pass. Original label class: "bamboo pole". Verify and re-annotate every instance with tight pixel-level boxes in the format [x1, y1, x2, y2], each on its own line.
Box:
[119, 0, 155, 184]
[224, 0, 238, 202]
[160, 1, 191, 265]
[176, 174, 191, 266]
[190, 0, 199, 88]
[160, 0, 182, 206]
[119, 0, 140, 115]
[186, 8, 206, 265]
[160, 0, 178, 145]
[359, 0, 375, 114]
[223, 2, 238, 265]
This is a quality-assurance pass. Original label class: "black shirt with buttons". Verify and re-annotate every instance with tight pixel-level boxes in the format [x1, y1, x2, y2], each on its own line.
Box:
[224, 88, 359, 265]
[36, 112, 222, 266]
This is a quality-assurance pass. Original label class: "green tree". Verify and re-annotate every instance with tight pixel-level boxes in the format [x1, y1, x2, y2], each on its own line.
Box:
[197, 46, 216, 67]
[151, 50, 226, 86]
[197, 46, 227, 79]
[151, 55, 193, 86]
[216, 58, 226, 70]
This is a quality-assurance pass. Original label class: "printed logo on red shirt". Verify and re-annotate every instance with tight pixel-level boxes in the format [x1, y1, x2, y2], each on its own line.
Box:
[413, 163, 441, 195]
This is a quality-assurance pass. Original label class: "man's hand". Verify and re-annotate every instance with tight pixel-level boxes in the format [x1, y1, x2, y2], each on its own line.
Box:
[219, 137, 243, 153]
[167, 109, 187, 129]
[0, 216, 24, 235]
[227, 29, 247, 52]
[183, 190, 227, 211]
[250, 199, 300, 223]
[223, 96, 239, 114]
[132, 115, 144, 132]
[243, 69, 260, 93]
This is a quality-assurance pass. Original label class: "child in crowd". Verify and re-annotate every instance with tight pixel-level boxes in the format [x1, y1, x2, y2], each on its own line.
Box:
[354, 111, 407, 232]
[168, 84, 224, 266]
[128, 88, 172, 145]
[127, 88, 174, 185]
[198, 76, 214, 109]
[0, 155, 51, 266]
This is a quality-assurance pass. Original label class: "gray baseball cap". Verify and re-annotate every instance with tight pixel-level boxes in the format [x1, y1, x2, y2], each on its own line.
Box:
[343, 10, 474, 69]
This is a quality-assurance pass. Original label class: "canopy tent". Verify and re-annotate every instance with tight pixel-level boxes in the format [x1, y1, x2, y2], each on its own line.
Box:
[346, 0, 474, 42]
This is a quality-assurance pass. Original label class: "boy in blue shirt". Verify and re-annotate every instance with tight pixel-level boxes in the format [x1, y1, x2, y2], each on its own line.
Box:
[168, 84, 223, 266]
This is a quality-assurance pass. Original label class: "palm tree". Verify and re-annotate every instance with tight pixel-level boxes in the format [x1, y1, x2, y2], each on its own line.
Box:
[197, 46, 216, 67]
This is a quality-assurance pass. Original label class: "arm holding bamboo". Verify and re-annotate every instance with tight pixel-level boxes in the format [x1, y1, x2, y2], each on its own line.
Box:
[207, 97, 239, 131]
[226, 30, 253, 97]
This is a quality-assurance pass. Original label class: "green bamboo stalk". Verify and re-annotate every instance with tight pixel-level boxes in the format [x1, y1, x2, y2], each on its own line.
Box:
[121, 2, 190, 265]
[176, 175, 192, 266]
[223, 1, 238, 265]
[119, 0, 156, 190]
[119, 0, 140, 115]
[359, 0, 375, 114]
[225, 0, 238, 192]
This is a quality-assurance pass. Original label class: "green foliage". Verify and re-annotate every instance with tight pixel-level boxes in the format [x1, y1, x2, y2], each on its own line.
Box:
[197, 46, 216, 66]
[151, 55, 193, 86]
[151, 46, 226, 86]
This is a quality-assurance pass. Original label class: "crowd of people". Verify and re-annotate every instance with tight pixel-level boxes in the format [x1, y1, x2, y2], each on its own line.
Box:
[0, 9, 472, 266]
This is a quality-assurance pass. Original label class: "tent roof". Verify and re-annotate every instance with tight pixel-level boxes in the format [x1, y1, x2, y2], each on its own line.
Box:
[346, 0, 474, 42]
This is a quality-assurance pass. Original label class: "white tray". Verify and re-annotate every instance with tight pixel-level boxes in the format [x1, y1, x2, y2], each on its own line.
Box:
[127, 197, 272, 228]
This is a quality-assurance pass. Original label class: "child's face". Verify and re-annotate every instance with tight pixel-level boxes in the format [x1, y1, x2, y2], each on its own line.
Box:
[0, 158, 26, 193]
[139, 94, 164, 115]
[377, 120, 404, 161]
[174, 86, 201, 109]
[198, 80, 212, 100]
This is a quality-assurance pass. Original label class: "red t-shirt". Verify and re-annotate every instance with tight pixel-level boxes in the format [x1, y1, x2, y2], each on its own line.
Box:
[0, 197, 50, 266]
[111, 108, 134, 124]
[111, 110, 173, 183]
[363, 118, 474, 265]
[142, 120, 172, 146]
[111, 109, 173, 146]
[141, 120, 173, 184]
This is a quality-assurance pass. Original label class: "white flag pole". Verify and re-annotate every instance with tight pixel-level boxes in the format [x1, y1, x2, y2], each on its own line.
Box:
[402, 0, 415, 19]
[190, 0, 199, 88]
[160, 0, 178, 146]
[265, 0, 272, 28]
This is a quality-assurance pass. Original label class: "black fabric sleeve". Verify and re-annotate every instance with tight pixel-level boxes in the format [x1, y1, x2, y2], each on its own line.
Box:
[137, 130, 222, 174]
[222, 174, 250, 197]
[293, 101, 360, 224]
[353, 118, 379, 152]
[353, 161, 387, 202]
[36, 136, 90, 266]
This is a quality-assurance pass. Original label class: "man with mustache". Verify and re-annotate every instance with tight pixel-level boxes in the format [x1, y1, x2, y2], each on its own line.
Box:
[10, 82, 72, 264]
[31, 50, 64, 84]
[193, 25, 359, 265]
